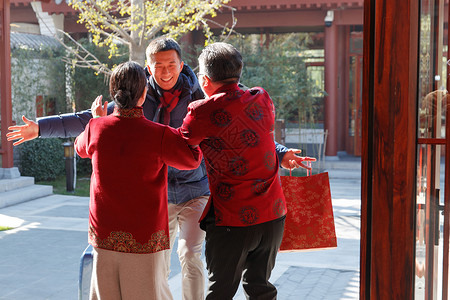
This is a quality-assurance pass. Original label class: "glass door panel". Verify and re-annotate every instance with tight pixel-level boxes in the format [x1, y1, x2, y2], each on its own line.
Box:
[416, 143, 444, 299]
[415, 0, 449, 299]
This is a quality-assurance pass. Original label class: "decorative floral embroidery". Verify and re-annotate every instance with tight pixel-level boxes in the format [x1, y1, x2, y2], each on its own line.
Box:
[264, 151, 276, 171]
[223, 90, 243, 101]
[210, 109, 232, 127]
[229, 156, 249, 176]
[279, 174, 337, 251]
[89, 226, 169, 254]
[239, 206, 259, 225]
[245, 102, 263, 121]
[240, 129, 259, 147]
[215, 182, 235, 201]
[215, 209, 224, 224]
[203, 137, 225, 152]
[252, 179, 270, 195]
[113, 106, 144, 118]
[272, 198, 286, 217]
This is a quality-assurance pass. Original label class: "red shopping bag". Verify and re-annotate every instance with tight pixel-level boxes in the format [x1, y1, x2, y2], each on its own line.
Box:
[279, 171, 337, 252]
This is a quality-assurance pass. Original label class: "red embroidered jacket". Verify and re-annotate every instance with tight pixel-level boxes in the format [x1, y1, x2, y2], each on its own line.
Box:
[180, 84, 286, 227]
[75, 107, 202, 253]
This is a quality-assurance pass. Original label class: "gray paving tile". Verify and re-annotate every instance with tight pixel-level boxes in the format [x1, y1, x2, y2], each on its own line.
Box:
[0, 160, 362, 299]
[38, 204, 89, 218]
[0, 229, 85, 300]
[274, 266, 359, 300]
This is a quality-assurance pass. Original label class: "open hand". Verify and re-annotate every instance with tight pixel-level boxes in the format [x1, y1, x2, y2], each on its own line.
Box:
[280, 149, 317, 170]
[91, 95, 108, 118]
[6, 115, 39, 146]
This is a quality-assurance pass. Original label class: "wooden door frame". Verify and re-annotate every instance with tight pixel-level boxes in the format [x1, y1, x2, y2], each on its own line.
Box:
[0, 0, 13, 168]
[360, 0, 419, 299]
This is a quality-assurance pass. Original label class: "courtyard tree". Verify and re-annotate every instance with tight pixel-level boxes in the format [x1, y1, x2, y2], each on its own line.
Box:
[231, 33, 324, 123]
[64, 0, 234, 75]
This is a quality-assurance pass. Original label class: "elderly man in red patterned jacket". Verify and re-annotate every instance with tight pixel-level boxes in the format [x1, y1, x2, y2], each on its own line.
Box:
[180, 42, 314, 300]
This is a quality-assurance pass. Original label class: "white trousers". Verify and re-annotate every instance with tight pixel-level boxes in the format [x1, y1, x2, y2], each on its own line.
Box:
[165, 195, 208, 300]
[90, 247, 173, 300]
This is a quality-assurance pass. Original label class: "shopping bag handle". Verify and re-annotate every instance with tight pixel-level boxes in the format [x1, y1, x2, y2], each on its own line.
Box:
[289, 160, 313, 177]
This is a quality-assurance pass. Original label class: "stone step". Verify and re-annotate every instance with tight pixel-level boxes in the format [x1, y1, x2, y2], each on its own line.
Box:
[0, 176, 35, 193]
[323, 160, 361, 179]
[326, 169, 362, 180]
[0, 184, 53, 209]
[323, 160, 361, 171]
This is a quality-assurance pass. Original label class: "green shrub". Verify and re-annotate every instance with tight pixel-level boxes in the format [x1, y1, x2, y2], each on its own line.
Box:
[77, 156, 92, 176]
[18, 138, 65, 181]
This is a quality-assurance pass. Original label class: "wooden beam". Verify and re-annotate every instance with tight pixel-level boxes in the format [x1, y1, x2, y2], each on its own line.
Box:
[0, 0, 13, 168]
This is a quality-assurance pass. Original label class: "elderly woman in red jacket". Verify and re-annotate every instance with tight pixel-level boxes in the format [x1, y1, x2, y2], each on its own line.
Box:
[75, 61, 202, 300]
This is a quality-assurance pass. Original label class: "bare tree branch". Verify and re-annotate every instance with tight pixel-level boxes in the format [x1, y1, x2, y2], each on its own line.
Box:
[202, 4, 239, 41]
[33, 8, 111, 75]
[57, 30, 112, 75]
[84, 0, 133, 44]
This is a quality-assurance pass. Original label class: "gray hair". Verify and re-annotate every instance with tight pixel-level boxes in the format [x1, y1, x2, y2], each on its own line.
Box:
[198, 42, 243, 83]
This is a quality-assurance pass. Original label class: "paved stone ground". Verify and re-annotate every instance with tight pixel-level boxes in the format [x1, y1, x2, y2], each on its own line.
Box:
[0, 195, 88, 300]
[274, 267, 359, 300]
[0, 165, 361, 300]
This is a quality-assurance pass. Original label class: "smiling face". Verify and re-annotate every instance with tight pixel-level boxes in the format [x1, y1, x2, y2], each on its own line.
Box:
[147, 50, 184, 91]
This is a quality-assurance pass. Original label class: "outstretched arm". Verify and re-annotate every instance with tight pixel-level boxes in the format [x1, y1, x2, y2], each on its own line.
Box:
[6, 116, 39, 146]
[7, 96, 113, 145]
[37, 97, 114, 139]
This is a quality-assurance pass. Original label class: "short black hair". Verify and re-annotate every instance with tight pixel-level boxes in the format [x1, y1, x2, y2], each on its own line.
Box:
[198, 42, 242, 83]
[109, 61, 147, 109]
[146, 37, 182, 64]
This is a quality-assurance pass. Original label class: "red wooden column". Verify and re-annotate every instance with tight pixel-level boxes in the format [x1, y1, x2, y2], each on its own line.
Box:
[0, 0, 13, 169]
[337, 25, 349, 152]
[324, 13, 338, 157]
[360, 0, 419, 299]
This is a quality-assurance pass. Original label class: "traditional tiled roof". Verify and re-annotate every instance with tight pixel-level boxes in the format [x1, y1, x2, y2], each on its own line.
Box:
[10, 32, 61, 50]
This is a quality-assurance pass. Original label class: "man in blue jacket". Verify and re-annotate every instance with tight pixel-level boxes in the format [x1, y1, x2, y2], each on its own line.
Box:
[7, 37, 310, 299]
